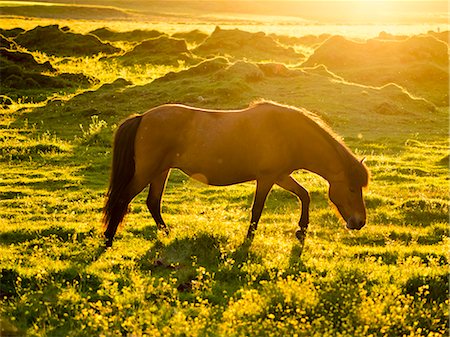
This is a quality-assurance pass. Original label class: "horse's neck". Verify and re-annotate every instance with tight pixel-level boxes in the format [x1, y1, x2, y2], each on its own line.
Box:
[301, 134, 348, 183]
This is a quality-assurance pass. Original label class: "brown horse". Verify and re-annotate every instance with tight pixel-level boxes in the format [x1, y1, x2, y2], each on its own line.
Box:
[103, 101, 369, 247]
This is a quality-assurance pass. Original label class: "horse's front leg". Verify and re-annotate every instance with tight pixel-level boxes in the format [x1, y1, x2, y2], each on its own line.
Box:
[276, 175, 310, 239]
[246, 179, 274, 241]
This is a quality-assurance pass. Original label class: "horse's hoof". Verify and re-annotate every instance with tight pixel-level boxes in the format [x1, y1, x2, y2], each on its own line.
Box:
[295, 230, 306, 242]
[158, 229, 169, 237]
[157, 224, 170, 236]
[105, 239, 113, 248]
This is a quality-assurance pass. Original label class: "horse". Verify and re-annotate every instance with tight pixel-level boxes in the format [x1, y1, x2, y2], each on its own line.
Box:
[103, 101, 369, 247]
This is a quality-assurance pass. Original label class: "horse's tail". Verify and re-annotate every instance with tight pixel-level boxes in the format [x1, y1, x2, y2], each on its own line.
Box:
[103, 114, 143, 246]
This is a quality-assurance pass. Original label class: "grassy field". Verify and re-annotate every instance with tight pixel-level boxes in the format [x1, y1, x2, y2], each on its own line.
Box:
[0, 5, 449, 337]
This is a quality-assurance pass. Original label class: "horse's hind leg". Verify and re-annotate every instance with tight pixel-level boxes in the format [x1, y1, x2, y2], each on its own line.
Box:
[276, 175, 310, 236]
[105, 177, 149, 247]
[146, 169, 170, 234]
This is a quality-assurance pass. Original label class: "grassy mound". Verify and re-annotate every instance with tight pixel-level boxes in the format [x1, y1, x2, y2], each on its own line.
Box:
[303, 35, 449, 106]
[270, 33, 332, 47]
[157, 57, 230, 82]
[257, 62, 300, 77]
[215, 61, 265, 82]
[172, 30, 209, 44]
[214, 61, 299, 81]
[118, 35, 194, 66]
[0, 28, 24, 38]
[0, 49, 55, 73]
[157, 58, 297, 84]
[305, 35, 448, 68]
[194, 27, 304, 63]
[428, 30, 449, 44]
[377, 31, 408, 41]
[89, 27, 163, 42]
[96, 78, 133, 92]
[373, 83, 436, 116]
[0, 49, 96, 102]
[14, 25, 121, 57]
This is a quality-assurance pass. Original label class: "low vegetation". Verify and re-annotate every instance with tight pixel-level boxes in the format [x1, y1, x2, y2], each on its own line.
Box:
[0, 17, 448, 337]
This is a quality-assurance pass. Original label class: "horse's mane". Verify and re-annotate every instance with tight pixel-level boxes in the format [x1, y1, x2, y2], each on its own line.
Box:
[251, 100, 369, 187]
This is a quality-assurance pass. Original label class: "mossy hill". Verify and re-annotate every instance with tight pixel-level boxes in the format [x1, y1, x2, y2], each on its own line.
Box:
[1, 49, 55, 73]
[89, 27, 163, 42]
[194, 27, 304, 63]
[303, 35, 449, 106]
[117, 35, 195, 66]
[270, 33, 332, 47]
[14, 25, 121, 57]
[27, 57, 442, 140]
[428, 30, 449, 43]
[172, 30, 209, 44]
[0, 27, 25, 38]
[0, 49, 96, 102]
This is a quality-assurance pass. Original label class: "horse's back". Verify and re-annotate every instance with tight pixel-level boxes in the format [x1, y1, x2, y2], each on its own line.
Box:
[134, 102, 310, 185]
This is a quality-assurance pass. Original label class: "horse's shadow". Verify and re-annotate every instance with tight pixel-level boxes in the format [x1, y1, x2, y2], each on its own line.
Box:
[130, 228, 307, 300]
[137, 232, 225, 272]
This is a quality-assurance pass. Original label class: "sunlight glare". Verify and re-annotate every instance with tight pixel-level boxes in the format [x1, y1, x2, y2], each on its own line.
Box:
[338, 1, 404, 24]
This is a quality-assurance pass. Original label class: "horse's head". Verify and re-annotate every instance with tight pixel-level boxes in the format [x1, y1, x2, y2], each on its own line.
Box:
[328, 160, 369, 230]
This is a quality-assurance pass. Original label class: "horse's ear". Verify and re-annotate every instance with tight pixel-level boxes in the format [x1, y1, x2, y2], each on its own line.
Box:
[360, 157, 366, 164]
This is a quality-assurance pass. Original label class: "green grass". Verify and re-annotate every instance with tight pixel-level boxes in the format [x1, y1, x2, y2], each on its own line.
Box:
[0, 17, 449, 337]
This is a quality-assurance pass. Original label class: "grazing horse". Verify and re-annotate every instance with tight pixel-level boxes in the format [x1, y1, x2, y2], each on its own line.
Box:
[103, 101, 369, 247]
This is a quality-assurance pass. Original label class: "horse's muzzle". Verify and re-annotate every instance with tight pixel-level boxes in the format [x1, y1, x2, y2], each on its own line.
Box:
[346, 216, 365, 230]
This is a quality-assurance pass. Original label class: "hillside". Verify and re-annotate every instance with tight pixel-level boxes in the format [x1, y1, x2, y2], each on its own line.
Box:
[302, 34, 449, 106]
